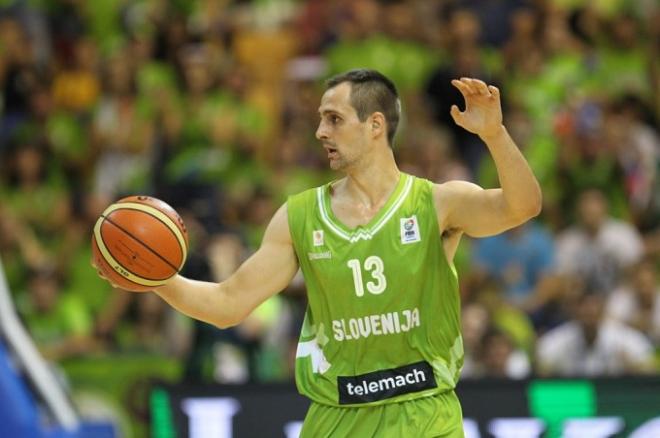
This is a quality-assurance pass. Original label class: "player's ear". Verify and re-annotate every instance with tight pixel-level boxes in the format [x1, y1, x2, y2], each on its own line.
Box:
[370, 112, 385, 137]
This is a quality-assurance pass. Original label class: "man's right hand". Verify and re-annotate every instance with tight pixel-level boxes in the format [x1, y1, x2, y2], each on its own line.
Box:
[90, 259, 121, 290]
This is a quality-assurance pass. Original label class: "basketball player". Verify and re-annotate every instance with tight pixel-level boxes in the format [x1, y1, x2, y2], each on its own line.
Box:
[95, 69, 542, 436]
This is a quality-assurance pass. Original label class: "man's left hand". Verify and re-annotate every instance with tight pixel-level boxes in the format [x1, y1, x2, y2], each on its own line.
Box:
[450, 77, 503, 139]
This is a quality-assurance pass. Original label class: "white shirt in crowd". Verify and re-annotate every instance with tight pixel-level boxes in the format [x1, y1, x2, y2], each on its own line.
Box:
[607, 285, 660, 346]
[536, 319, 654, 376]
[555, 220, 643, 290]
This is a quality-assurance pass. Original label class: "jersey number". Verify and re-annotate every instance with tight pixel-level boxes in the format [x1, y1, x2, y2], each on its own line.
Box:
[347, 256, 387, 297]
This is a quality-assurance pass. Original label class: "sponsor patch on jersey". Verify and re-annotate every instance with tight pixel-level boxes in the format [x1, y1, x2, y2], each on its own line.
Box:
[400, 215, 421, 244]
[337, 361, 437, 404]
[308, 251, 331, 260]
[313, 229, 324, 246]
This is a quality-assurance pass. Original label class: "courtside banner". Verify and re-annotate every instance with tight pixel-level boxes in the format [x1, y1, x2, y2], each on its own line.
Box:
[151, 377, 660, 438]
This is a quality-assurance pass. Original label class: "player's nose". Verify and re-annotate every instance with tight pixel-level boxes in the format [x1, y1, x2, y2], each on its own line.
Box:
[315, 122, 328, 141]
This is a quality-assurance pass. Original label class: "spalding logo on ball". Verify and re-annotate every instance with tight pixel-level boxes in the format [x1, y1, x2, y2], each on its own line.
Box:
[91, 196, 188, 292]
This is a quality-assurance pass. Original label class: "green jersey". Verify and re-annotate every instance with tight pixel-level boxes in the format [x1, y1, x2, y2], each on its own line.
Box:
[288, 173, 463, 407]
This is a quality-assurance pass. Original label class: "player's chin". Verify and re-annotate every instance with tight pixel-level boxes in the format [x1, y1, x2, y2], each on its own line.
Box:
[328, 157, 348, 171]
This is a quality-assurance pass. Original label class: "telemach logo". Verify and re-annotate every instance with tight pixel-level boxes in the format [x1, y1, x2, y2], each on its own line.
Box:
[337, 361, 437, 404]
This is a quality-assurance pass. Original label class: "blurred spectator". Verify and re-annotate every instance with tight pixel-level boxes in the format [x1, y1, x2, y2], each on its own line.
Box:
[48, 0, 86, 59]
[1, 22, 49, 156]
[461, 294, 533, 380]
[460, 301, 491, 378]
[477, 280, 536, 355]
[523, 273, 583, 333]
[555, 188, 644, 293]
[606, 258, 660, 347]
[472, 221, 555, 306]
[502, 7, 540, 73]
[425, 7, 499, 176]
[537, 290, 655, 376]
[295, 0, 337, 55]
[398, 121, 470, 184]
[479, 329, 531, 379]
[461, 280, 536, 379]
[0, 138, 70, 272]
[602, 95, 660, 228]
[594, 12, 650, 99]
[91, 46, 153, 205]
[18, 267, 101, 362]
[51, 37, 100, 113]
[126, 293, 191, 356]
[325, 0, 437, 97]
[460, 0, 527, 48]
[554, 106, 630, 224]
[179, 218, 293, 383]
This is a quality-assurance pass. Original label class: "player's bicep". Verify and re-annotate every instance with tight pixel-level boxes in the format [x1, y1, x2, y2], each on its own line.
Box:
[222, 204, 299, 320]
[434, 181, 529, 238]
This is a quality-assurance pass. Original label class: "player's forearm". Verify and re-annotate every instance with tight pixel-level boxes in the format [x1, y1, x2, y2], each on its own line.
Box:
[481, 125, 542, 217]
[154, 275, 241, 329]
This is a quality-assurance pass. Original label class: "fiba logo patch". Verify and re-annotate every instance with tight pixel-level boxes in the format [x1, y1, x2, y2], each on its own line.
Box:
[400, 215, 421, 244]
[313, 230, 324, 246]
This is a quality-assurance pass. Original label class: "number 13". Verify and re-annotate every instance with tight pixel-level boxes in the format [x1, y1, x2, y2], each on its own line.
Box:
[347, 256, 387, 297]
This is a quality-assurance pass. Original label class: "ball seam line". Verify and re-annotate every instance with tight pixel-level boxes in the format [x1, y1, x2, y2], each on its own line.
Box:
[102, 202, 187, 268]
[92, 237, 152, 289]
[102, 215, 179, 277]
[93, 217, 169, 287]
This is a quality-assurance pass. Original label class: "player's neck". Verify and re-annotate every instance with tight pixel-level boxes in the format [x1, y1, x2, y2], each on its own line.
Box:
[343, 149, 400, 208]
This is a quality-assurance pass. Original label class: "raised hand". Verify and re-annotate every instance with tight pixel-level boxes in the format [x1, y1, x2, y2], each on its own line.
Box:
[450, 77, 503, 139]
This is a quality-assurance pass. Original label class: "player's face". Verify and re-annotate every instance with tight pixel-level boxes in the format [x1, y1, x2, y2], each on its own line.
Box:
[316, 82, 369, 171]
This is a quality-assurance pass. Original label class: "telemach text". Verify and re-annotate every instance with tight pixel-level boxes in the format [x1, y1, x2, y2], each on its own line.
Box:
[337, 361, 436, 404]
[332, 307, 421, 342]
[345, 367, 427, 397]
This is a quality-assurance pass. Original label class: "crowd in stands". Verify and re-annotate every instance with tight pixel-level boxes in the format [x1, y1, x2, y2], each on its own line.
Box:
[0, 0, 658, 422]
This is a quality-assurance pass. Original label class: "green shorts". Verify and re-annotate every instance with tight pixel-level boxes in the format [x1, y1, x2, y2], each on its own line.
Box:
[300, 390, 464, 438]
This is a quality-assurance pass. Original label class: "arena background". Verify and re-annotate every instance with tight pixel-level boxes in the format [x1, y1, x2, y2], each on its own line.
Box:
[0, 0, 658, 437]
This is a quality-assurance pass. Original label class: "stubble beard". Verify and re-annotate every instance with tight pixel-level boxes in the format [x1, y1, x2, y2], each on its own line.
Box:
[330, 153, 358, 172]
[327, 142, 363, 172]
[330, 157, 344, 171]
[328, 149, 347, 171]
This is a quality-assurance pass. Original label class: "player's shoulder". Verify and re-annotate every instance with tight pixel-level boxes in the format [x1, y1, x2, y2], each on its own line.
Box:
[431, 179, 484, 207]
[287, 183, 325, 209]
[285, 180, 333, 233]
[433, 179, 482, 196]
[287, 176, 343, 208]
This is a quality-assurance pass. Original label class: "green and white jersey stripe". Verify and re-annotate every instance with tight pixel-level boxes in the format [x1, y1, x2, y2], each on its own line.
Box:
[316, 174, 414, 242]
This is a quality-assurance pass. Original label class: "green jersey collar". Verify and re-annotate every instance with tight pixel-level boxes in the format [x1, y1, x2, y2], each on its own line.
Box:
[317, 173, 413, 242]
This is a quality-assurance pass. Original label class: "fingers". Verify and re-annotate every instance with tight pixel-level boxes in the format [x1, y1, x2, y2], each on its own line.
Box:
[90, 258, 119, 288]
[90, 259, 102, 277]
[472, 79, 490, 95]
[451, 77, 499, 99]
[451, 78, 471, 95]
[93, 266, 108, 281]
[488, 85, 500, 99]
[450, 104, 464, 126]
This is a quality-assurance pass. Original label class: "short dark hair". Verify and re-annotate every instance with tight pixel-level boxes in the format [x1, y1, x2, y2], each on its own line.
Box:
[326, 69, 400, 146]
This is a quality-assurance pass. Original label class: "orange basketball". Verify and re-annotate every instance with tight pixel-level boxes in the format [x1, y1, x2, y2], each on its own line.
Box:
[91, 195, 188, 292]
